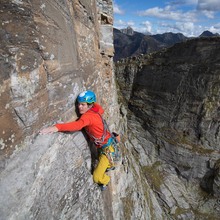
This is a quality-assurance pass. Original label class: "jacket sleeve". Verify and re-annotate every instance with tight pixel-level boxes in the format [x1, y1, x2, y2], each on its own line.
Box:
[55, 115, 90, 132]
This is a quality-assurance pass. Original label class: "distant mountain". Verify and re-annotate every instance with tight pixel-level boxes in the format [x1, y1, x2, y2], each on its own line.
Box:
[113, 28, 146, 61]
[152, 32, 187, 46]
[120, 26, 134, 36]
[120, 26, 151, 36]
[113, 27, 220, 61]
[199, 30, 219, 37]
[113, 27, 188, 61]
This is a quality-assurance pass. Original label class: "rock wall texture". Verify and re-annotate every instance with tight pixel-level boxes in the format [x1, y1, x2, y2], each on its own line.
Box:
[1, 1, 219, 220]
[0, 0, 115, 163]
[115, 37, 220, 219]
[0, 0, 123, 219]
[0, 1, 168, 220]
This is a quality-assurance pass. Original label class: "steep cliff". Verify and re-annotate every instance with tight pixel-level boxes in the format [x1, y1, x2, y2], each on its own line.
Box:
[115, 37, 220, 219]
[0, 1, 168, 219]
[1, 1, 219, 220]
[0, 0, 121, 219]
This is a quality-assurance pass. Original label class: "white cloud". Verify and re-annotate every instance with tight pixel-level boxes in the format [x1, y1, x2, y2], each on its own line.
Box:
[155, 21, 205, 36]
[166, 0, 197, 7]
[213, 22, 220, 28]
[137, 6, 197, 22]
[114, 19, 135, 29]
[127, 21, 135, 26]
[113, 2, 124, 15]
[209, 23, 220, 33]
[113, 1, 220, 37]
[159, 21, 194, 33]
[201, 10, 215, 18]
[197, 0, 220, 11]
[141, 21, 152, 33]
[186, 0, 198, 5]
[176, 22, 195, 33]
[114, 19, 151, 34]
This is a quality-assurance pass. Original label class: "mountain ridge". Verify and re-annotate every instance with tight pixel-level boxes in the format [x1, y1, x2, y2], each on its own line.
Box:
[114, 27, 219, 61]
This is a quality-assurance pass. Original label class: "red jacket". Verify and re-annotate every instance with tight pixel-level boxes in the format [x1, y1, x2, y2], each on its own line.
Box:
[55, 103, 111, 147]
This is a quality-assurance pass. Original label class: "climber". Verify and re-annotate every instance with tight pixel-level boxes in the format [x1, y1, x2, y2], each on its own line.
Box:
[40, 90, 115, 191]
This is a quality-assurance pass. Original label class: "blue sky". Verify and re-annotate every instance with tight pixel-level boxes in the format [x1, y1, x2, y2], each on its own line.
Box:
[113, 0, 220, 36]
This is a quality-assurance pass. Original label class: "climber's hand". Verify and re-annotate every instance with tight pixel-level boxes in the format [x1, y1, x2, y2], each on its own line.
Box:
[40, 126, 58, 134]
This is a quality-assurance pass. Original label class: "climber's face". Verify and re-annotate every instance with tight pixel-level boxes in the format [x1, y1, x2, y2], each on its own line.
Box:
[78, 102, 91, 114]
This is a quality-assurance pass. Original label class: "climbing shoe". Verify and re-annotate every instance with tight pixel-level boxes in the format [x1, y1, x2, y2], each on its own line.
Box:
[100, 184, 108, 191]
[106, 167, 115, 172]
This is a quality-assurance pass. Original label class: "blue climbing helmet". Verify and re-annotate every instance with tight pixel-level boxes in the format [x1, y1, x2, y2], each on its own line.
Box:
[77, 90, 96, 104]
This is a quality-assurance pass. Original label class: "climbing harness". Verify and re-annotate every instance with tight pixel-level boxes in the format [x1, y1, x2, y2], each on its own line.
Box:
[99, 134, 121, 167]
[86, 110, 121, 167]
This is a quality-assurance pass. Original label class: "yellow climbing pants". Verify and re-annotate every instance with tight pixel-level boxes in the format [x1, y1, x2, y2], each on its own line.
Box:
[93, 145, 114, 185]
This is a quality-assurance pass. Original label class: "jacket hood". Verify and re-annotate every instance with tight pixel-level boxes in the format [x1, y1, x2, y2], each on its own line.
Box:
[90, 103, 104, 115]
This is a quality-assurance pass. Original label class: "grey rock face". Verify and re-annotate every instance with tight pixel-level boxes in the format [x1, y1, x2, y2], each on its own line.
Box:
[0, 132, 103, 220]
[115, 37, 220, 218]
[0, 0, 115, 164]
[116, 37, 220, 151]
[0, 0, 120, 219]
[1, 0, 219, 219]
